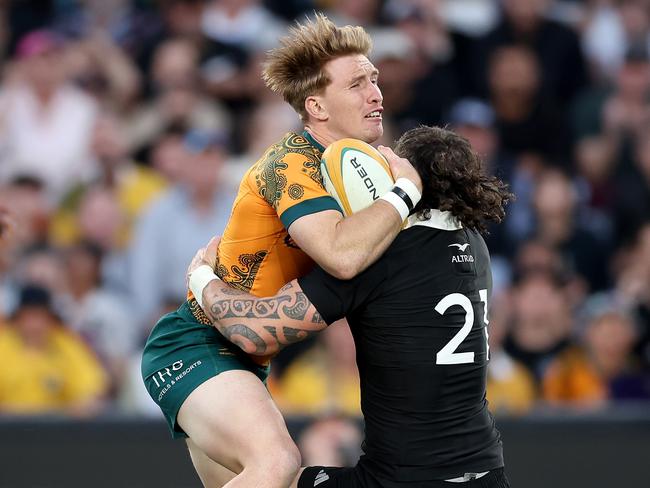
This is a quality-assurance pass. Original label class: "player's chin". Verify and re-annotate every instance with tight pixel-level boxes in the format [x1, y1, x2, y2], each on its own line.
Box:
[359, 122, 383, 144]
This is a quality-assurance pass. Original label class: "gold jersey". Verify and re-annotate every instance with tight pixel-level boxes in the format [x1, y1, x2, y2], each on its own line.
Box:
[188, 131, 341, 326]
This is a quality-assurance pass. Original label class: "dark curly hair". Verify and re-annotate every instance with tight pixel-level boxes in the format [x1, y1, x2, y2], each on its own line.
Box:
[394, 125, 513, 234]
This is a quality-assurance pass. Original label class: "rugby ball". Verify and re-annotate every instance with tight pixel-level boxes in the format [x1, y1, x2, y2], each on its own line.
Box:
[321, 138, 394, 216]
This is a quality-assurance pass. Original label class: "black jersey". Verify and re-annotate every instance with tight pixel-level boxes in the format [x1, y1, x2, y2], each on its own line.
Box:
[298, 211, 504, 482]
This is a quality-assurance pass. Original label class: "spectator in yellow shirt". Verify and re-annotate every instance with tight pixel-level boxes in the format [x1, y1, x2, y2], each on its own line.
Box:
[485, 293, 537, 416]
[272, 321, 361, 417]
[542, 296, 649, 408]
[0, 285, 108, 416]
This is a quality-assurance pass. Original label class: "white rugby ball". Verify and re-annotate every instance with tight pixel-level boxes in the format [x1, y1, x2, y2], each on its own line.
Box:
[321, 138, 394, 216]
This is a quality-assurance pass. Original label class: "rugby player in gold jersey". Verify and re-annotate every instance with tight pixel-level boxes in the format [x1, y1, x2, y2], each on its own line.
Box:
[142, 14, 421, 488]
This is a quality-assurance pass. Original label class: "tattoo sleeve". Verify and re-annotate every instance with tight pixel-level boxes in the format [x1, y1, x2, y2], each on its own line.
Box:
[203, 279, 326, 355]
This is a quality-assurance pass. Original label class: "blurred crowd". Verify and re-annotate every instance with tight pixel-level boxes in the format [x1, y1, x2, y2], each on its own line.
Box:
[0, 0, 649, 431]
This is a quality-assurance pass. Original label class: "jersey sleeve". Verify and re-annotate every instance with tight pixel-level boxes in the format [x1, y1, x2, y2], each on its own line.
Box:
[258, 148, 342, 229]
[298, 259, 387, 325]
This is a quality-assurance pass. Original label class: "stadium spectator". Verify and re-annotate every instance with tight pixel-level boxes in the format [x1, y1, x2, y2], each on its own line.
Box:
[129, 128, 235, 331]
[613, 128, 650, 243]
[0, 206, 14, 250]
[478, 0, 588, 105]
[58, 241, 138, 401]
[511, 239, 587, 309]
[272, 321, 361, 417]
[574, 135, 618, 217]
[298, 415, 363, 467]
[15, 245, 66, 300]
[529, 169, 611, 291]
[0, 206, 16, 318]
[613, 223, 650, 369]
[64, 34, 142, 112]
[504, 272, 573, 382]
[543, 295, 650, 407]
[199, 0, 286, 106]
[581, 0, 627, 83]
[50, 111, 167, 249]
[582, 0, 650, 83]
[0, 284, 108, 416]
[448, 98, 501, 175]
[126, 37, 231, 155]
[52, 0, 162, 68]
[148, 124, 188, 183]
[0, 30, 99, 204]
[487, 44, 570, 165]
[325, 0, 382, 27]
[0, 177, 51, 252]
[75, 186, 130, 295]
[201, 0, 286, 52]
[159, 0, 206, 42]
[381, 3, 459, 132]
[573, 42, 650, 145]
[485, 292, 538, 416]
[373, 25, 458, 135]
[601, 44, 650, 145]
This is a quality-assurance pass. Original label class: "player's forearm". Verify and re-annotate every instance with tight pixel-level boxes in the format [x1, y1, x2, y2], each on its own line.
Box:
[324, 200, 402, 279]
[202, 279, 326, 356]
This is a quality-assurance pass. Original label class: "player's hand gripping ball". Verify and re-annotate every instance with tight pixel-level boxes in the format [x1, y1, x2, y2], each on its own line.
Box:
[321, 138, 395, 216]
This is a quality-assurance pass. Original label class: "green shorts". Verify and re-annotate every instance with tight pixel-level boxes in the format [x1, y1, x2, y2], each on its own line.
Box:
[141, 301, 271, 438]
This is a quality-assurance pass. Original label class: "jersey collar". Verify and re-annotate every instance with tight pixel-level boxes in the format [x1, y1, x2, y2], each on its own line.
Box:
[406, 209, 462, 230]
[302, 130, 326, 153]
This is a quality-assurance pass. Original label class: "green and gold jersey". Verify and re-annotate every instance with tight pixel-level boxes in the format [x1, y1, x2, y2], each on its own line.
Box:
[188, 131, 341, 326]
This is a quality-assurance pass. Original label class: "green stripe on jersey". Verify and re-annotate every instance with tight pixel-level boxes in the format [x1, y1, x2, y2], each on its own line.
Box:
[280, 196, 343, 229]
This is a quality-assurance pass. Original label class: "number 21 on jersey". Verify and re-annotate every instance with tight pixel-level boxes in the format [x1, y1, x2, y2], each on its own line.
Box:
[434, 289, 489, 365]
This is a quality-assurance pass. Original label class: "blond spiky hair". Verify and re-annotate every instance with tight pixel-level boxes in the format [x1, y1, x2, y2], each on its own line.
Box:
[262, 13, 372, 120]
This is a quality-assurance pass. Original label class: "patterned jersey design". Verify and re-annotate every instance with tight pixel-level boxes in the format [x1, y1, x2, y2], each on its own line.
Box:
[216, 250, 269, 293]
[188, 131, 341, 327]
[255, 156, 288, 210]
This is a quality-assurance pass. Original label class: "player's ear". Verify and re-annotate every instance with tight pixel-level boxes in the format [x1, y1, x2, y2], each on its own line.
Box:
[305, 95, 328, 122]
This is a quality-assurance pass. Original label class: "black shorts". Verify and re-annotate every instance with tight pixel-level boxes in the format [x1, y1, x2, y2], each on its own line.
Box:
[298, 466, 510, 488]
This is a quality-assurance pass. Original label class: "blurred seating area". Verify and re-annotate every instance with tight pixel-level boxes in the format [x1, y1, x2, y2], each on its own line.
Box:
[0, 0, 648, 422]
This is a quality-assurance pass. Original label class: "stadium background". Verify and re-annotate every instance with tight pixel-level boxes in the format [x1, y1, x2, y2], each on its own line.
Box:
[0, 0, 648, 486]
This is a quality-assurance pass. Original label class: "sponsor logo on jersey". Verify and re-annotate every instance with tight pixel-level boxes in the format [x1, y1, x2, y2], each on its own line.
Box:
[314, 469, 330, 486]
[449, 242, 474, 263]
[448, 243, 470, 252]
[452, 254, 474, 263]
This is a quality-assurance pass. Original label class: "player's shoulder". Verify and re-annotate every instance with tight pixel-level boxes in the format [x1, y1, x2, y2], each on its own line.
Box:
[388, 224, 488, 268]
[255, 131, 323, 172]
[250, 132, 326, 205]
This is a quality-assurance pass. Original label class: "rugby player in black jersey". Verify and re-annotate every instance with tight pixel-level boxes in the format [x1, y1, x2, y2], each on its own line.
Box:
[187, 125, 513, 488]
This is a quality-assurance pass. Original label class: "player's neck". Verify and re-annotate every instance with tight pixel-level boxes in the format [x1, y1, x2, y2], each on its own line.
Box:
[302, 126, 335, 149]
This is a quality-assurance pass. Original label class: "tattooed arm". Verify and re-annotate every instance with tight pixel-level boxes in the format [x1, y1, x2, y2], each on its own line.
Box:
[201, 278, 327, 356]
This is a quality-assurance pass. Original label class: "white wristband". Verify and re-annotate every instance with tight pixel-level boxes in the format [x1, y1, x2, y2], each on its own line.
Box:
[189, 265, 219, 309]
[380, 190, 410, 221]
[394, 178, 422, 207]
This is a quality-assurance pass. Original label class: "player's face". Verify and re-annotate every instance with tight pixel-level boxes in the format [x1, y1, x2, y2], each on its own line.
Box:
[320, 54, 383, 143]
